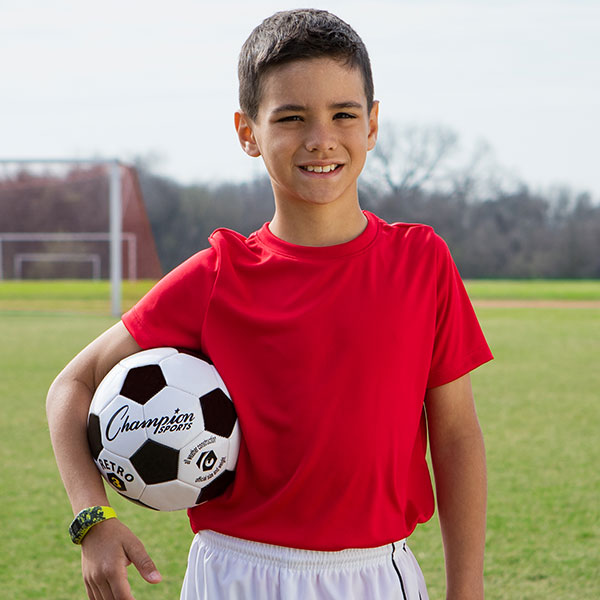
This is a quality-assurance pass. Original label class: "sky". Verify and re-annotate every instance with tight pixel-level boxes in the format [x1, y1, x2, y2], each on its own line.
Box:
[2, 0, 599, 196]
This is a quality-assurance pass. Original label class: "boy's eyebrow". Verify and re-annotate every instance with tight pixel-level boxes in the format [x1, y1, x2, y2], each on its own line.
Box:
[271, 104, 306, 114]
[330, 101, 364, 110]
[271, 101, 364, 114]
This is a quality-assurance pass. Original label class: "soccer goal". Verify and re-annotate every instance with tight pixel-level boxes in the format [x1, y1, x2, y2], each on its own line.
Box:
[0, 159, 161, 316]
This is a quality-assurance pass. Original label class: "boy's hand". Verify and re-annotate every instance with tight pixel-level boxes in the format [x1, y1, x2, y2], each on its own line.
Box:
[81, 518, 161, 600]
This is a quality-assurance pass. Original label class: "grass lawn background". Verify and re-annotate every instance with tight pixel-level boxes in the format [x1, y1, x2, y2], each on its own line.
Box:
[0, 280, 598, 598]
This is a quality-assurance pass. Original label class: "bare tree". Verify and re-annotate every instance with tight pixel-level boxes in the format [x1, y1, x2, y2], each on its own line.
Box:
[366, 122, 459, 195]
[365, 122, 520, 203]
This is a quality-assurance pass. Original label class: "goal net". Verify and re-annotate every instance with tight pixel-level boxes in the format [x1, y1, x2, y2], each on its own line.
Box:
[0, 160, 162, 315]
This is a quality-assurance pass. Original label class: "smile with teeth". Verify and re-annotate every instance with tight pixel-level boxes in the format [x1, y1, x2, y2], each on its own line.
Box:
[301, 164, 340, 173]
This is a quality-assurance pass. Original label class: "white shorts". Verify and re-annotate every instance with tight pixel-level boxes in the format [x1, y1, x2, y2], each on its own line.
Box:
[180, 530, 429, 600]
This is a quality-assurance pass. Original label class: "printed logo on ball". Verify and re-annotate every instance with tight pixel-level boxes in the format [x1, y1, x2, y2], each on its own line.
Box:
[198, 450, 218, 471]
[105, 404, 195, 441]
[183, 435, 216, 464]
[107, 472, 128, 491]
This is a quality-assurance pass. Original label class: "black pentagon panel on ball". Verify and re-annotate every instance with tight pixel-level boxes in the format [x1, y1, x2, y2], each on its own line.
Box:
[120, 365, 166, 405]
[87, 413, 103, 459]
[200, 389, 237, 438]
[196, 470, 236, 504]
[130, 440, 179, 484]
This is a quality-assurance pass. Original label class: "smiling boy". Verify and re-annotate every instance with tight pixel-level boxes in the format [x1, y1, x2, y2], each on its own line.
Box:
[47, 9, 492, 600]
[235, 56, 378, 246]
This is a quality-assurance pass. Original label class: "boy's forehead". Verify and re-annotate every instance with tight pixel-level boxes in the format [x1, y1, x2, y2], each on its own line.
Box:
[257, 57, 368, 112]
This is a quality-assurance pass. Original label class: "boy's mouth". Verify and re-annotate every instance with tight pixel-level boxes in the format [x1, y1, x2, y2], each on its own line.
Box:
[299, 164, 340, 174]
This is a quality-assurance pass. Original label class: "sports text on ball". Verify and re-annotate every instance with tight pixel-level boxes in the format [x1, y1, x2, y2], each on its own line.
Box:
[105, 404, 195, 441]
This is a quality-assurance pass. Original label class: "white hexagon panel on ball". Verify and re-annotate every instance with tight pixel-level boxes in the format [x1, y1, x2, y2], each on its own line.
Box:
[143, 387, 206, 448]
[139, 479, 202, 511]
[159, 352, 225, 397]
[178, 431, 231, 487]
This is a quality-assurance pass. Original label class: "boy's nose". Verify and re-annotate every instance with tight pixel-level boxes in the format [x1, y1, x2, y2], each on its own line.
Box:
[305, 123, 337, 153]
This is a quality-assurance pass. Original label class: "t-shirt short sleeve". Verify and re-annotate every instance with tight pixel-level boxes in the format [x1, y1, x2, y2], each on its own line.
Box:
[427, 235, 493, 388]
[122, 247, 219, 352]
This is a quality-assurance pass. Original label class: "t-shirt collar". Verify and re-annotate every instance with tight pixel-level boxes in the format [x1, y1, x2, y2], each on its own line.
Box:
[255, 211, 379, 260]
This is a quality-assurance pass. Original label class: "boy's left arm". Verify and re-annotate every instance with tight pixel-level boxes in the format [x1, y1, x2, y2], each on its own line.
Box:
[425, 373, 487, 600]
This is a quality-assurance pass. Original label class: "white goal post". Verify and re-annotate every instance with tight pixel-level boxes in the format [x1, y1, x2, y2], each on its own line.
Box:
[0, 158, 123, 316]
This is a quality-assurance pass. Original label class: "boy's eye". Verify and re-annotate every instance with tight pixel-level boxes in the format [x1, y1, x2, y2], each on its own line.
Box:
[334, 112, 357, 119]
[277, 115, 303, 122]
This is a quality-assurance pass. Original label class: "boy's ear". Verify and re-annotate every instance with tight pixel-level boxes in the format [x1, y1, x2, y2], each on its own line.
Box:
[234, 111, 261, 157]
[367, 101, 380, 152]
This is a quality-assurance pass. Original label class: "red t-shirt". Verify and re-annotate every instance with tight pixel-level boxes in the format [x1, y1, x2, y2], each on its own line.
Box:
[122, 211, 492, 550]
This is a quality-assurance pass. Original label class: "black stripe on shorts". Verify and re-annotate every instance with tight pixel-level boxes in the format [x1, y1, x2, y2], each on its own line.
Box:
[391, 543, 408, 600]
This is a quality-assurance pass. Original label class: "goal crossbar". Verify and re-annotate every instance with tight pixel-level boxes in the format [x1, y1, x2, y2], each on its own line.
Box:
[0, 233, 137, 281]
[14, 253, 102, 280]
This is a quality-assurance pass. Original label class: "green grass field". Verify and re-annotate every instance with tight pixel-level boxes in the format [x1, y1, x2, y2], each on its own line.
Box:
[465, 279, 600, 301]
[0, 280, 598, 599]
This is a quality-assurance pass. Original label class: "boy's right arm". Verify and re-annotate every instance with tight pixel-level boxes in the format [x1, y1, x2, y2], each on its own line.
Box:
[47, 321, 162, 600]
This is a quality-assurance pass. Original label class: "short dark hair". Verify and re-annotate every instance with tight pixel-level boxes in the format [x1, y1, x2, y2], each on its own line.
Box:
[238, 9, 374, 121]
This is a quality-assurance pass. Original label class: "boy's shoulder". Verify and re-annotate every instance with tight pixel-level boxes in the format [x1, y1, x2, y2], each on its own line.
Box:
[379, 216, 435, 237]
[372, 212, 446, 250]
[209, 226, 249, 247]
[207, 226, 264, 259]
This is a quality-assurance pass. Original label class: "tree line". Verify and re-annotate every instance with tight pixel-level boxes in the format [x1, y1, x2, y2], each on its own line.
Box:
[137, 124, 600, 279]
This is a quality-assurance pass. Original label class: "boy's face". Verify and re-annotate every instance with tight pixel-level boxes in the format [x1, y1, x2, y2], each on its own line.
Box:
[235, 57, 379, 212]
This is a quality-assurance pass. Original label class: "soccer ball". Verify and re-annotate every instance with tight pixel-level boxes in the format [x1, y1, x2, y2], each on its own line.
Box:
[87, 347, 240, 511]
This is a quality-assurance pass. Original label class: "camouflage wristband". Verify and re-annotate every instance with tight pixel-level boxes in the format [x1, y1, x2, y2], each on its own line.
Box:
[69, 506, 117, 545]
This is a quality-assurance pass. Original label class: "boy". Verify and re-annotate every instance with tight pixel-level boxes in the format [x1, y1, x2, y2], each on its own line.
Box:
[47, 9, 492, 600]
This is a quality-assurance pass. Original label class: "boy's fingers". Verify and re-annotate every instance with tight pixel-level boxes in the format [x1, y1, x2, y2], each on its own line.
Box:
[87, 572, 127, 600]
[96, 580, 115, 600]
[106, 568, 136, 600]
[84, 581, 98, 600]
[89, 579, 113, 600]
[80, 519, 160, 599]
[81, 520, 147, 600]
[85, 569, 133, 600]
[85, 568, 116, 600]
[125, 537, 162, 584]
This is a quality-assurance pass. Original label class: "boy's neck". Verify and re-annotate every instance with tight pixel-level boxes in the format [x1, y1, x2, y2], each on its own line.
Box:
[268, 202, 367, 247]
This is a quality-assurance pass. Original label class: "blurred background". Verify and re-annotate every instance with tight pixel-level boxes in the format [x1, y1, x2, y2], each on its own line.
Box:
[1, 0, 599, 279]
[0, 3, 598, 599]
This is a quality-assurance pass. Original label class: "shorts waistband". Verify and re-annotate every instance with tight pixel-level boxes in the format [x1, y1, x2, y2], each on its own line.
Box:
[198, 530, 407, 571]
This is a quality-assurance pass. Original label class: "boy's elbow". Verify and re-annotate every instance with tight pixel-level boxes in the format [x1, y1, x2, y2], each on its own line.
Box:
[46, 360, 95, 422]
